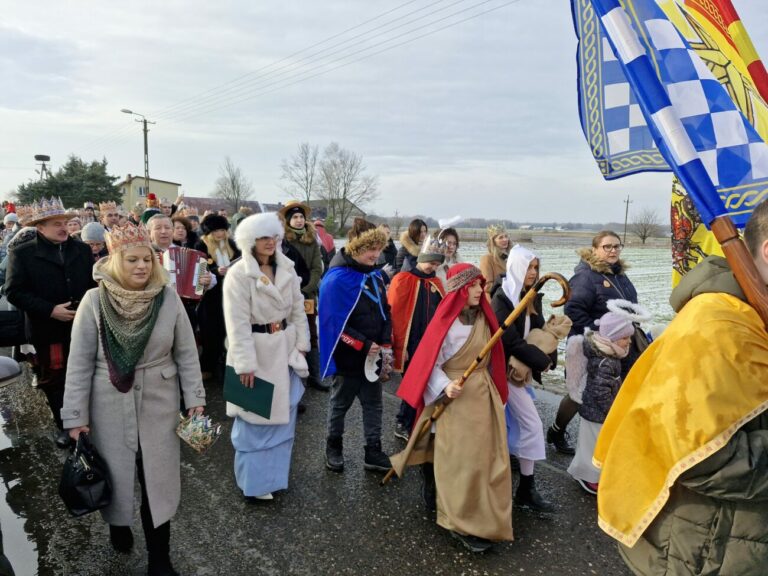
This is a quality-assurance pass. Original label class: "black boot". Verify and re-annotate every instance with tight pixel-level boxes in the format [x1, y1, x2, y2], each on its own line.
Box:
[516, 474, 555, 513]
[325, 436, 344, 472]
[546, 424, 575, 455]
[109, 525, 134, 553]
[306, 349, 330, 391]
[420, 463, 436, 512]
[145, 521, 178, 576]
[363, 441, 391, 473]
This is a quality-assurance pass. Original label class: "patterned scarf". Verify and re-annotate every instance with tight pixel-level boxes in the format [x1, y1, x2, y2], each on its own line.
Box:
[99, 276, 164, 392]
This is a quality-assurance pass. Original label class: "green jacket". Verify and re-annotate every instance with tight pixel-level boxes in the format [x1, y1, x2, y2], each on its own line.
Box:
[621, 255, 768, 575]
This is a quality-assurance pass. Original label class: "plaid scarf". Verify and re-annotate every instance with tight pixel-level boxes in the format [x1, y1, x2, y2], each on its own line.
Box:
[98, 277, 164, 392]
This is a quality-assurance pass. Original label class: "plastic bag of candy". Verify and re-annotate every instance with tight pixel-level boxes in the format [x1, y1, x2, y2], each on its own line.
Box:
[176, 413, 222, 454]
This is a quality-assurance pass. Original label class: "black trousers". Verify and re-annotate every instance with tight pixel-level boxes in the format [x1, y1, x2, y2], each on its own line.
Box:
[33, 341, 69, 431]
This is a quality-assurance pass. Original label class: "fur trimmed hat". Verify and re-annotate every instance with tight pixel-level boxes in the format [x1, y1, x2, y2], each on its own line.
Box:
[346, 228, 387, 258]
[234, 212, 284, 253]
[201, 214, 230, 235]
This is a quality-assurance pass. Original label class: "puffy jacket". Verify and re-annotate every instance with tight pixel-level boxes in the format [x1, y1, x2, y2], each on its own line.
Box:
[619, 256, 768, 575]
[577, 336, 622, 424]
[564, 248, 638, 335]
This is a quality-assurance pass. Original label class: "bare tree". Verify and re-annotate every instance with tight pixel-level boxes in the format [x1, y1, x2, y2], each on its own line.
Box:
[279, 143, 319, 203]
[630, 208, 663, 245]
[317, 142, 378, 231]
[213, 156, 253, 213]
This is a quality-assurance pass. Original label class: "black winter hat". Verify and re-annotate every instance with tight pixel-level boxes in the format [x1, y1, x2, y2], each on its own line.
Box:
[201, 214, 230, 234]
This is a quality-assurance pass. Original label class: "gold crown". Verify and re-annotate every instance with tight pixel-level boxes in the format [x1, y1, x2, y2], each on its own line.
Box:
[105, 223, 152, 254]
[99, 201, 118, 213]
[487, 224, 507, 239]
[16, 196, 66, 226]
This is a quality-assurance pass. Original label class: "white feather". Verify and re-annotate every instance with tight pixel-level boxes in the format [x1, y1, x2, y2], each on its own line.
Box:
[437, 215, 462, 229]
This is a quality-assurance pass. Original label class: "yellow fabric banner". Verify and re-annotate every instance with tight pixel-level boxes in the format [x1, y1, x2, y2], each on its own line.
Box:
[594, 292, 768, 547]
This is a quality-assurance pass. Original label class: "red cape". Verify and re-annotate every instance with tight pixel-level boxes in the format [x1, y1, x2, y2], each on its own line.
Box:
[387, 272, 445, 372]
[396, 280, 508, 416]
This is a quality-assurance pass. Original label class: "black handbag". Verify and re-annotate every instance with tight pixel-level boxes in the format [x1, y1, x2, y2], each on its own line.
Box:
[0, 309, 25, 348]
[59, 432, 112, 517]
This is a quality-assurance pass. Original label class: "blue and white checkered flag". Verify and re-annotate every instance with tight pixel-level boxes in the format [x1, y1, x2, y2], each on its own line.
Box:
[585, 0, 768, 227]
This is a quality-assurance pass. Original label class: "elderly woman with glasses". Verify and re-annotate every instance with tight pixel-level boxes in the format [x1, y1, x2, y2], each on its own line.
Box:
[546, 230, 640, 455]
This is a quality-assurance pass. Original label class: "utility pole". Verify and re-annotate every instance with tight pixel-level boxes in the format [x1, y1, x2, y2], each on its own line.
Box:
[121, 109, 156, 197]
[623, 194, 632, 245]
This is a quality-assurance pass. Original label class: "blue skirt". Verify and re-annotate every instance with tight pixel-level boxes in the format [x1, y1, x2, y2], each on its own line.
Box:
[231, 370, 304, 497]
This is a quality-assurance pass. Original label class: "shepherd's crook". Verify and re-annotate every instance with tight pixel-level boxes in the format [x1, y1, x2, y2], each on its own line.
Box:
[381, 272, 571, 485]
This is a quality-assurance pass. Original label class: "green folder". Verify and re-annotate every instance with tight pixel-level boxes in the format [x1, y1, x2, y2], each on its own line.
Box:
[223, 365, 275, 419]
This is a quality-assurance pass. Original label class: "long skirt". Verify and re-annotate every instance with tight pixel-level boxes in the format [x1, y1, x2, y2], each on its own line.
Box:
[505, 383, 546, 461]
[231, 370, 304, 497]
[567, 418, 602, 484]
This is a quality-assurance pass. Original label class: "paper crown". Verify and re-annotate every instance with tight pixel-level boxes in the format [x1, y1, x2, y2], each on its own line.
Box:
[487, 224, 507, 239]
[17, 197, 66, 226]
[418, 233, 447, 263]
[99, 201, 118, 213]
[105, 222, 152, 254]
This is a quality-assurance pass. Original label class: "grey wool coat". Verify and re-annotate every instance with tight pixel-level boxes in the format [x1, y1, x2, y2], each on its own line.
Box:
[61, 284, 205, 528]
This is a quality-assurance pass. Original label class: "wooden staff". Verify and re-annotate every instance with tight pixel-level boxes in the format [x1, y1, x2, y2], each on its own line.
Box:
[381, 272, 571, 485]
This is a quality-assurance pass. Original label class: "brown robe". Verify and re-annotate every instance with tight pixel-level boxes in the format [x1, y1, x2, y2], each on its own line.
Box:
[390, 314, 513, 541]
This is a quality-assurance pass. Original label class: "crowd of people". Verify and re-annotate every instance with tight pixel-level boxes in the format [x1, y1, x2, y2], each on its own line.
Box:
[1, 194, 767, 575]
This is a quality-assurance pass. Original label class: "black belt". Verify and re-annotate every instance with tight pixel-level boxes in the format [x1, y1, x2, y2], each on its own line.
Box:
[252, 320, 287, 334]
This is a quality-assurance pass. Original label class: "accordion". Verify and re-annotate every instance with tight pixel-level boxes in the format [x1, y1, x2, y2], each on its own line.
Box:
[159, 246, 208, 300]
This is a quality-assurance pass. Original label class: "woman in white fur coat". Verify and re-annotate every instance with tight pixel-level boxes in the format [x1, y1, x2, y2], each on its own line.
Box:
[223, 212, 310, 500]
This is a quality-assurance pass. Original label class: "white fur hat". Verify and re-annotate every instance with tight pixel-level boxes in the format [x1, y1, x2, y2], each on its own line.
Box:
[234, 212, 284, 253]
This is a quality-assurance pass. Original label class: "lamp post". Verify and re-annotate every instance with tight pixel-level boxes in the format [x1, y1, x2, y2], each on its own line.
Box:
[121, 109, 156, 198]
[623, 194, 632, 245]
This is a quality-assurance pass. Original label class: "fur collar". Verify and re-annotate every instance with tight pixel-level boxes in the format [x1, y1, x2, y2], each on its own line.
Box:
[284, 221, 317, 245]
[399, 231, 420, 257]
[577, 247, 629, 275]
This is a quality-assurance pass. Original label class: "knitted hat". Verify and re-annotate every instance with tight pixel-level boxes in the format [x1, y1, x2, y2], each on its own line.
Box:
[596, 311, 635, 341]
[445, 263, 484, 293]
[279, 200, 310, 223]
[346, 228, 386, 258]
[145, 193, 159, 208]
[81, 222, 107, 243]
[140, 208, 161, 224]
[234, 213, 284, 253]
[417, 233, 446, 264]
[3, 213, 18, 225]
[201, 214, 230, 235]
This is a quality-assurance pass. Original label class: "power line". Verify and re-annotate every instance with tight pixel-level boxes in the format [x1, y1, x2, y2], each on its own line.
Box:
[166, 0, 518, 125]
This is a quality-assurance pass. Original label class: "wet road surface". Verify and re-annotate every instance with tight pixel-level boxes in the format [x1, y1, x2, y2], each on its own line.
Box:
[0, 364, 632, 576]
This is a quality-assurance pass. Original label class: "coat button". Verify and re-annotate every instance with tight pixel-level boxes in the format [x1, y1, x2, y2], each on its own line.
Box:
[73, 410, 80, 417]
[196, 389, 204, 397]
[135, 385, 142, 391]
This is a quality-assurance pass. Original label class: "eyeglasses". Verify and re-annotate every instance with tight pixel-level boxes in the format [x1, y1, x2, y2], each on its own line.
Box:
[600, 243, 624, 252]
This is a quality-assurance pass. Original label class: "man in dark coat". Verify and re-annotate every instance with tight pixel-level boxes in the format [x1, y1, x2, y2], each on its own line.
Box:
[5, 198, 96, 447]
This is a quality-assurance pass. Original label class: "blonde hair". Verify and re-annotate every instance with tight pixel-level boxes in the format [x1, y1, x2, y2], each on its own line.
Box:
[102, 246, 167, 289]
[202, 231, 235, 264]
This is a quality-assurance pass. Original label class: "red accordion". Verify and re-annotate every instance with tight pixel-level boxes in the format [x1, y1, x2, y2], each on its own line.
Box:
[159, 246, 208, 300]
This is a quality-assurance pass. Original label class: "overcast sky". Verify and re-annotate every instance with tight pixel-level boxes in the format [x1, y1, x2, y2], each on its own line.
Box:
[1, 0, 766, 223]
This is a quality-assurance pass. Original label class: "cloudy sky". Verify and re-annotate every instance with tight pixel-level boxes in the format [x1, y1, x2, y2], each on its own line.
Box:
[1, 0, 766, 223]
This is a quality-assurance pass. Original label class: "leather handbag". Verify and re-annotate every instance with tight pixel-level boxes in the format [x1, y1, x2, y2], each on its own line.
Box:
[0, 309, 25, 348]
[59, 432, 112, 517]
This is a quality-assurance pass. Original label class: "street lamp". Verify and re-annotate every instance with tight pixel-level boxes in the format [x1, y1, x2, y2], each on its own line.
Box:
[121, 109, 156, 198]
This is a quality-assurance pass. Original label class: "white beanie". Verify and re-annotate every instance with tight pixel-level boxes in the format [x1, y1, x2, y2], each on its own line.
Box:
[3, 213, 18, 225]
[81, 222, 106, 243]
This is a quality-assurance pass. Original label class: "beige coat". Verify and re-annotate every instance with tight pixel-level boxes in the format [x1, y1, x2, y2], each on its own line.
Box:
[223, 250, 310, 425]
[61, 285, 205, 527]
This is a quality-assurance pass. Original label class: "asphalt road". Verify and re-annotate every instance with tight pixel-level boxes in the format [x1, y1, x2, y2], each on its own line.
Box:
[0, 364, 633, 576]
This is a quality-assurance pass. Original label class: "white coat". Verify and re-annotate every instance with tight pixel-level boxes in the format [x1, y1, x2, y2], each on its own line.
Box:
[223, 249, 310, 425]
[61, 285, 206, 527]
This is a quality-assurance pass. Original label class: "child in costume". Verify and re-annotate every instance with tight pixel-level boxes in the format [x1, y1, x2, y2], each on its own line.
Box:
[491, 245, 570, 512]
[319, 219, 392, 473]
[566, 306, 634, 495]
[390, 263, 512, 553]
[388, 233, 446, 441]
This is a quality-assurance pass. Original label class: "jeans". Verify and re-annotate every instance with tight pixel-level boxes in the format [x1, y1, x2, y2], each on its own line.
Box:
[327, 373, 382, 446]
